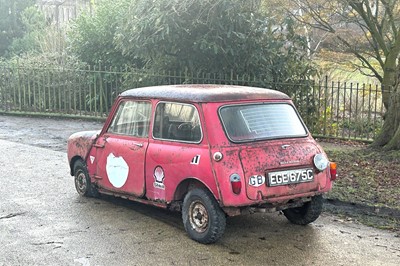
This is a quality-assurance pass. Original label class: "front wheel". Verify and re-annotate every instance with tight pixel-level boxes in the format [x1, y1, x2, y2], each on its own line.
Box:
[73, 160, 98, 197]
[182, 188, 226, 244]
[283, 195, 323, 225]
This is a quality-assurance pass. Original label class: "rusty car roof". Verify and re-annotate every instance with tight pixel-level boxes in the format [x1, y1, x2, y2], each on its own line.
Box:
[120, 84, 291, 102]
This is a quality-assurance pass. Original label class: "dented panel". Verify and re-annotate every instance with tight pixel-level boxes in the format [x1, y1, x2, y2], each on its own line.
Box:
[67, 130, 99, 172]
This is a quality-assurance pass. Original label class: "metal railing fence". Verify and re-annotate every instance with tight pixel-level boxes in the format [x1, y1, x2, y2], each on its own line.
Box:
[0, 65, 389, 141]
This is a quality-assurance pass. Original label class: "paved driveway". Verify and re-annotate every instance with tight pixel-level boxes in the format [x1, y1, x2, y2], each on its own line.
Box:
[0, 115, 399, 265]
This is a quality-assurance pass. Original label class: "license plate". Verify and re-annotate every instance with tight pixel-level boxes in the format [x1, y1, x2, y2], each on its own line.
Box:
[267, 169, 314, 187]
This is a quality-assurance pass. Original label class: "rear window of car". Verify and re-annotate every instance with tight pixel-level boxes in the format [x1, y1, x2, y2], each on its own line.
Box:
[219, 103, 307, 142]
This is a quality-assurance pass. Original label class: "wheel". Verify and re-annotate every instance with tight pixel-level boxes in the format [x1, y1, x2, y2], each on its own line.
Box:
[73, 160, 98, 197]
[283, 195, 323, 225]
[182, 188, 226, 244]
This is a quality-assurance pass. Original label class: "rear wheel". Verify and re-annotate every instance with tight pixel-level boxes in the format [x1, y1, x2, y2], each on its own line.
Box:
[73, 160, 98, 197]
[182, 188, 226, 244]
[283, 195, 323, 225]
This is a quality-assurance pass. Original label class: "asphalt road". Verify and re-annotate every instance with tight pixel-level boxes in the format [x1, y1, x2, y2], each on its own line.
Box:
[0, 115, 400, 265]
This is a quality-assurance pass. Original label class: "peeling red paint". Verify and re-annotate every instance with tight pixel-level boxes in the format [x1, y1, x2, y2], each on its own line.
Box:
[67, 130, 99, 167]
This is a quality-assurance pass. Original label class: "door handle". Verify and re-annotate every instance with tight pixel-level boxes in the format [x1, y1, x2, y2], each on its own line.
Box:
[131, 143, 143, 148]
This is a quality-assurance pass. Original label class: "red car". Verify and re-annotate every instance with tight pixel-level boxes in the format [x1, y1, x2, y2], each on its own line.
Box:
[67, 85, 337, 244]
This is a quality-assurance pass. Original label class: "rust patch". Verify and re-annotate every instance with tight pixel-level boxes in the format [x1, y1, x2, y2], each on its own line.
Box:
[67, 130, 99, 163]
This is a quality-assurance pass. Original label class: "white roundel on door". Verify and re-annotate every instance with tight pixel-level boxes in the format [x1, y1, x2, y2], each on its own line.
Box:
[106, 153, 129, 188]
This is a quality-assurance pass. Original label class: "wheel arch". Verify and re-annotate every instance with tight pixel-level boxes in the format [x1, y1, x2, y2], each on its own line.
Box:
[69, 155, 85, 176]
[173, 178, 219, 203]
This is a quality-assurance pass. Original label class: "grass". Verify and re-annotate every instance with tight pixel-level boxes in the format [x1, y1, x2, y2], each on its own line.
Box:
[319, 140, 400, 230]
[320, 140, 400, 210]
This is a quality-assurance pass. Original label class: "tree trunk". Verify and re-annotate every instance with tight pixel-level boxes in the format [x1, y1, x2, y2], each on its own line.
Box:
[373, 82, 400, 150]
[381, 50, 400, 110]
[382, 57, 398, 110]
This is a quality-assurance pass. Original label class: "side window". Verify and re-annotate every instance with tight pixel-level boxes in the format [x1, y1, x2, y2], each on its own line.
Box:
[153, 102, 202, 142]
[108, 101, 151, 138]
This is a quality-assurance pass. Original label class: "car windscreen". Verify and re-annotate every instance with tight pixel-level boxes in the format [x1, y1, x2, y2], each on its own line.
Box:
[219, 103, 307, 142]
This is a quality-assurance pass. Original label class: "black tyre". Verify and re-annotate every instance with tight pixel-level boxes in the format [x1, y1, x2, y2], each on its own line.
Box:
[283, 195, 323, 225]
[73, 160, 98, 197]
[182, 188, 226, 244]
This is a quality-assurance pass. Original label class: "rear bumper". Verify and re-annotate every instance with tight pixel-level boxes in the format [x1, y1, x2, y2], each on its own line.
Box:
[222, 191, 324, 216]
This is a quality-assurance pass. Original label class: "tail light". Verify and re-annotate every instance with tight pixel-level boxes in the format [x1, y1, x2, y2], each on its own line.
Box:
[230, 174, 242, 195]
[330, 162, 337, 181]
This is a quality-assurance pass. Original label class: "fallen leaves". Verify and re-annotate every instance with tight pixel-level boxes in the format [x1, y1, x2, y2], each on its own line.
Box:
[321, 141, 400, 209]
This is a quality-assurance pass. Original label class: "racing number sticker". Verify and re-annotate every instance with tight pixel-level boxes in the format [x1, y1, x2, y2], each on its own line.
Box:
[249, 175, 265, 187]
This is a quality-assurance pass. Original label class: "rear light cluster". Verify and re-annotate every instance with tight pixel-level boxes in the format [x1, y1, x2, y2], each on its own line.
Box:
[230, 174, 242, 194]
[313, 154, 337, 181]
[330, 162, 337, 181]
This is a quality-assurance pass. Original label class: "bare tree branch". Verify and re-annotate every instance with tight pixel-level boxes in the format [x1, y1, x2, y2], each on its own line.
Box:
[349, 1, 389, 55]
[358, 21, 385, 68]
[337, 35, 383, 81]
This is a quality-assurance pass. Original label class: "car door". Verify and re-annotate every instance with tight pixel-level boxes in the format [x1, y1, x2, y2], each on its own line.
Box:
[145, 101, 216, 202]
[94, 100, 151, 197]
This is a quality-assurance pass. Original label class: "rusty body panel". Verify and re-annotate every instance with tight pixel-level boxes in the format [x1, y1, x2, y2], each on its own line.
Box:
[67, 130, 99, 174]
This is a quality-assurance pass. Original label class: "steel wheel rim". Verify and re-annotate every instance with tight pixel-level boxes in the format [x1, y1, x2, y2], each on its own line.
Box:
[189, 200, 209, 233]
[75, 171, 87, 194]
